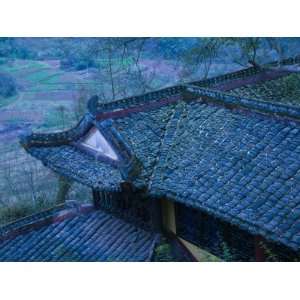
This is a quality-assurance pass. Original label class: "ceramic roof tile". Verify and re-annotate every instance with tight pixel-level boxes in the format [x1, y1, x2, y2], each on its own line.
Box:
[18, 57, 300, 251]
[112, 103, 178, 185]
[0, 207, 159, 262]
[149, 99, 300, 250]
[227, 73, 300, 107]
[28, 145, 123, 191]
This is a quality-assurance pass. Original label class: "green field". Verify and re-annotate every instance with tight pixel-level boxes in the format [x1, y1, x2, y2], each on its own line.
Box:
[0, 59, 98, 129]
[0, 57, 181, 225]
[0, 59, 98, 224]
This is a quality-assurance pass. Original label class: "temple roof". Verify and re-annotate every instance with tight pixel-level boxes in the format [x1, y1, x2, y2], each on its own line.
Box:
[0, 203, 159, 261]
[149, 99, 300, 250]
[0, 202, 193, 262]
[28, 145, 123, 191]
[20, 55, 300, 251]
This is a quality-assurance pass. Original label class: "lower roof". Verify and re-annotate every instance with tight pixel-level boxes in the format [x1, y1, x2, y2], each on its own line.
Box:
[0, 203, 159, 262]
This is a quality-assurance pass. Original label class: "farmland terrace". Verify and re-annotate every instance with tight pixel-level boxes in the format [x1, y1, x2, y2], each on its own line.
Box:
[0, 59, 100, 224]
[0, 58, 185, 225]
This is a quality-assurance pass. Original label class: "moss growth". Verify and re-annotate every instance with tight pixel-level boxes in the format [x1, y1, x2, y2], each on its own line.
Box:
[152, 237, 193, 262]
[230, 73, 300, 107]
[154, 243, 174, 261]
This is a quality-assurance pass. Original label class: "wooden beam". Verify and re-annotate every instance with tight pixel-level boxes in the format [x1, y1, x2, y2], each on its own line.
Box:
[160, 198, 176, 234]
[55, 176, 72, 205]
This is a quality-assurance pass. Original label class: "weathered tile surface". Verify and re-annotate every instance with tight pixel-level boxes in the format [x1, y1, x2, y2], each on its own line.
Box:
[0, 208, 158, 262]
[149, 100, 300, 250]
[113, 103, 177, 185]
[228, 73, 300, 107]
[28, 145, 123, 191]
[19, 57, 300, 252]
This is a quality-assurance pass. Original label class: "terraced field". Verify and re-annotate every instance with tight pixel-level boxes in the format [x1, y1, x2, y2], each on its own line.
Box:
[0, 58, 182, 224]
[0, 59, 97, 224]
[0, 57, 240, 225]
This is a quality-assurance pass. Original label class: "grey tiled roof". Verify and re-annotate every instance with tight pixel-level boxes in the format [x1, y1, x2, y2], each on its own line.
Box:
[19, 56, 300, 251]
[112, 103, 177, 186]
[28, 145, 123, 191]
[149, 99, 300, 250]
[0, 205, 159, 262]
[228, 73, 300, 107]
[191, 54, 300, 89]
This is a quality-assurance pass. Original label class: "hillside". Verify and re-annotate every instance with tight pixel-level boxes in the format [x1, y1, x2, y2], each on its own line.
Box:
[0, 57, 185, 224]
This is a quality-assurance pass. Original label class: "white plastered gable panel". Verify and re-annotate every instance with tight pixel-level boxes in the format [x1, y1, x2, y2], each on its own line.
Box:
[81, 127, 118, 160]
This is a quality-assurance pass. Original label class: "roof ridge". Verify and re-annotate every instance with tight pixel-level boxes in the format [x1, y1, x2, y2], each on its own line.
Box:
[148, 102, 188, 190]
[191, 54, 300, 88]
[86, 55, 300, 122]
[88, 86, 185, 115]
[184, 84, 300, 121]
[191, 65, 261, 87]
[0, 204, 67, 234]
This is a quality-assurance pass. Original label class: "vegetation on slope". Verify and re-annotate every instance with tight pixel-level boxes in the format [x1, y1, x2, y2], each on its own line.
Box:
[0, 72, 17, 98]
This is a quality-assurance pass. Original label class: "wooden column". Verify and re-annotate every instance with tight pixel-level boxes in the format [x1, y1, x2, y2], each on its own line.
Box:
[160, 198, 176, 234]
[92, 189, 101, 209]
[255, 236, 266, 262]
[56, 176, 72, 205]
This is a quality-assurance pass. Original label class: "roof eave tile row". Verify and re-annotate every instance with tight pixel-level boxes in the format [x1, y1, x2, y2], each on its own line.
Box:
[191, 54, 300, 88]
[0, 203, 160, 262]
[184, 85, 300, 121]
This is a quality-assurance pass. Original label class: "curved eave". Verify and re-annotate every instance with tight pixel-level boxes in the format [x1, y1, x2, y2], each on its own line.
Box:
[19, 114, 94, 150]
[18, 113, 124, 190]
[19, 110, 144, 190]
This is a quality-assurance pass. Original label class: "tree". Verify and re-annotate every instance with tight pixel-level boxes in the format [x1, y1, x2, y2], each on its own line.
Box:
[0, 38, 36, 60]
[265, 38, 287, 65]
[74, 86, 90, 122]
[85, 38, 155, 101]
[223, 37, 264, 67]
[0, 38, 15, 57]
[56, 176, 72, 205]
[57, 105, 66, 129]
[179, 38, 223, 81]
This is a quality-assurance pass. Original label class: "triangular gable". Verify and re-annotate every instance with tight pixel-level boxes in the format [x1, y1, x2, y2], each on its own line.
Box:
[80, 127, 118, 161]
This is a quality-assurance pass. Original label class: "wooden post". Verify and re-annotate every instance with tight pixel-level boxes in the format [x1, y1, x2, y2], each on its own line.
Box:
[92, 189, 101, 209]
[255, 236, 266, 262]
[160, 198, 176, 234]
[56, 176, 72, 205]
